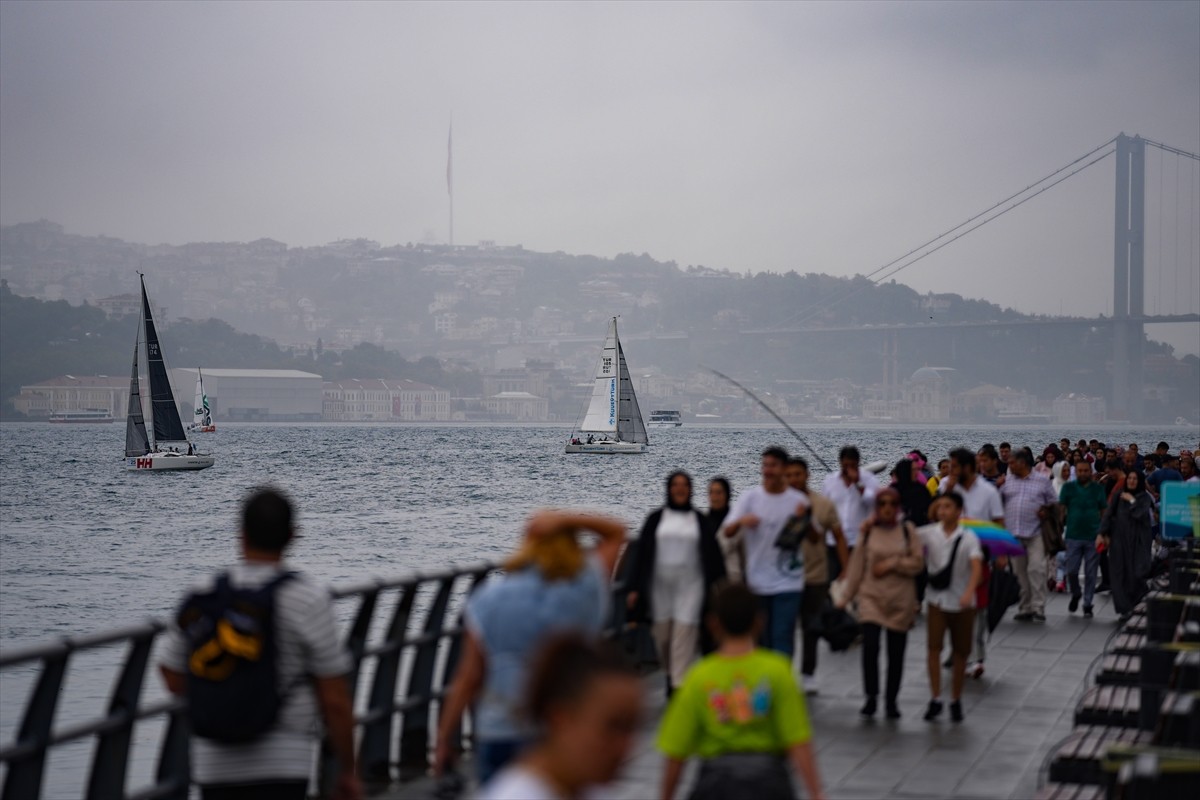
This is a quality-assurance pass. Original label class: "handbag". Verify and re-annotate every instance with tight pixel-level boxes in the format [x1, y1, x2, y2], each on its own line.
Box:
[817, 601, 860, 652]
[1040, 502, 1066, 555]
[926, 536, 962, 591]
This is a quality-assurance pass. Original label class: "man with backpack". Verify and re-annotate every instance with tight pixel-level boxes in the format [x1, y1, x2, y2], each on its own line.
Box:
[159, 488, 361, 800]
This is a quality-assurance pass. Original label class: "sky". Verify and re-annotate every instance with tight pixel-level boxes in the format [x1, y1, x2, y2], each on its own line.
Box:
[2, 1, 1198, 350]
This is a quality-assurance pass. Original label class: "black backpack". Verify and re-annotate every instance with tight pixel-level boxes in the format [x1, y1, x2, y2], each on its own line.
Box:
[177, 571, 295, 743]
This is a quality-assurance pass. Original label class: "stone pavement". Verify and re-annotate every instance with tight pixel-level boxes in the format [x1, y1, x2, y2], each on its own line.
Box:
[388, 585, 1118, 800]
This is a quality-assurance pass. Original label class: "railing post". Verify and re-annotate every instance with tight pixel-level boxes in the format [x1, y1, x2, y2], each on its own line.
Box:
[359, 585, 416, 784]
[2, 645, 69, 799]
[397, 576, 455, 780]
[86, 630, 156, 799]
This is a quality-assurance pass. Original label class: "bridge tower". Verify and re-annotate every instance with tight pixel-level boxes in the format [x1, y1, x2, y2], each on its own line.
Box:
[1111, 133, 1145, 422]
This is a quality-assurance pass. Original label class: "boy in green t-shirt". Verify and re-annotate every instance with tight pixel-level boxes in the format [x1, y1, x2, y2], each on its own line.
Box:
[656, 583, 825, 800]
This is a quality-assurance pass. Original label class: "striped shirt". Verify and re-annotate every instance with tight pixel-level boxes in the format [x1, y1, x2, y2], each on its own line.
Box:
[159, 562, 351, 785]
[999, 473, 1059, 539]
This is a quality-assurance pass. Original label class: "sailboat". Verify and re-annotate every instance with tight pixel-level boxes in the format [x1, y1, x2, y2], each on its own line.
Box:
[124, 275, 215, 471]
[189, 369, 216, 432]
[565, 317, 649, 454]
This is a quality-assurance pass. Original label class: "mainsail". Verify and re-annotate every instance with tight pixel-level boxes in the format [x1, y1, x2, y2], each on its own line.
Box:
[616, 342, 648, 444]
[124, 343, 151, 457]
[193, 369, 212, 428]
[140, 276, 188, 443]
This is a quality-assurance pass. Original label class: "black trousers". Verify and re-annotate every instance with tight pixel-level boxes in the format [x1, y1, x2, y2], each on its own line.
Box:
[800, 582, 828, 676]
[202, 781, 307, 800]
[861, 622, 907, 702]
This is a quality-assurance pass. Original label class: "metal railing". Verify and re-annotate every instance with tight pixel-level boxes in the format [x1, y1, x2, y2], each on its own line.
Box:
[0, 561, 501, 800]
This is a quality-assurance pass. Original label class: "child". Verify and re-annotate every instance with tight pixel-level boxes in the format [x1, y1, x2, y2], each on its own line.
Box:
[656, 582, 825, 800]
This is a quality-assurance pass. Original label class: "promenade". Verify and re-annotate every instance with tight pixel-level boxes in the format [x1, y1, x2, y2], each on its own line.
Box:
[390, 587, 1116, 800]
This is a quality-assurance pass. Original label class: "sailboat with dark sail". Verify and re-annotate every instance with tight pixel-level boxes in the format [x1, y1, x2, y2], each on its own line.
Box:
[125, 275, 215, 471]
[565, 317, 649, 454]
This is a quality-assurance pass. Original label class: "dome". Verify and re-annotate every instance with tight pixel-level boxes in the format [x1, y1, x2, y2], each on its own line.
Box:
[910, 366, 955, 384]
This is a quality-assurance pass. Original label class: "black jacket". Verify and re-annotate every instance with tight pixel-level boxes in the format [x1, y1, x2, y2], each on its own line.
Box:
[627, 507, 727, 629]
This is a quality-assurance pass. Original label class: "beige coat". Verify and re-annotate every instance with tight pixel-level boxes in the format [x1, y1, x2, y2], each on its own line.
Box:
[840, 522, 924, 632]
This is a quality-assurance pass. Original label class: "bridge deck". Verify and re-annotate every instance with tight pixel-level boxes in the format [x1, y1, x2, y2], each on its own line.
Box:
[383, 587, 1115, 800]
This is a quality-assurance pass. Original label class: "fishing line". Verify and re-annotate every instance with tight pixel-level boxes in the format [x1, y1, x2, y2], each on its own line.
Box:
[704, 366, 831, 471]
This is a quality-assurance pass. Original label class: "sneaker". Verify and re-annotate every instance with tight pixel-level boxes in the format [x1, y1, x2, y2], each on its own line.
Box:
[1014, 612, 1034, 622]
[1032, 612, 1047, 622]
[950, 700, 964, 722]
[924, 699, 943, 721]
[1083, 606, 1094, 618]
[1069, 595, 1081, 613]
[886, 701, 902, 720]
[969, 661, 985, 679]
[802, 673, 818, 696]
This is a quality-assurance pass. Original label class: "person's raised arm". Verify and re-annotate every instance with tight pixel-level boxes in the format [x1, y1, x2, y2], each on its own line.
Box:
[526, 509, 628, 578]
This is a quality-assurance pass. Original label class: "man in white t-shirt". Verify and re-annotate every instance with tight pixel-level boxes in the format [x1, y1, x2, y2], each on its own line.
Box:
[938, 448, 1005, 525]
[821, 445, 880, 579]
[917, 491, 983, 724]
[722, 446, 809, 658]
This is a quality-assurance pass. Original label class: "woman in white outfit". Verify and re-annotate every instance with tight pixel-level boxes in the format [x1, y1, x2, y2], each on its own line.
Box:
[626, 471, 726, 694]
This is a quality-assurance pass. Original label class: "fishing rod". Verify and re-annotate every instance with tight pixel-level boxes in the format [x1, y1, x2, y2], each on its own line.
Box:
[704, 366, 832, 471]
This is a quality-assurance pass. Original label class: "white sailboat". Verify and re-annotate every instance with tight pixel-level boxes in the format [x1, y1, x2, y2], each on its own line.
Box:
[566, 317, 649, 454]
[189, 369, 216, 432]
[125, 275, 215, 471]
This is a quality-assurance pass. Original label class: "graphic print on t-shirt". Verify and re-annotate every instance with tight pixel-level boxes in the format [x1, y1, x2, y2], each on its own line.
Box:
[707, 678, 772, 724]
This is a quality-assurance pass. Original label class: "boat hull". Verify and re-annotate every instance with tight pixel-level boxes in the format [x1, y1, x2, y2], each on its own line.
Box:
[188, 425, 217, 433]
[565, 442, 647, 454]
[647, 421, 682, 428]
[125, 454, 216, 471]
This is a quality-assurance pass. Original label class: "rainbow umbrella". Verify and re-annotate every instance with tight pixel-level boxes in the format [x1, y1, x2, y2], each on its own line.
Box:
[961, 518, 1026, 557]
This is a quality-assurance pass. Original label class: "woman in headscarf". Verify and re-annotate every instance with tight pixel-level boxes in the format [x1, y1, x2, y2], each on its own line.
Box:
[626, 471, 727, 693]
[705, 477, 733, 532]
[434, 509, 627, 784]
[893, 458, 931, 527]
[836, 488, 924, 719]
[1100, 470, 1157, 618]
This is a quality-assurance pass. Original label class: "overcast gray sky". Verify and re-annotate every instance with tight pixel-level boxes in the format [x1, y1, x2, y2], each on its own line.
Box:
[2, 1, 1198, 349]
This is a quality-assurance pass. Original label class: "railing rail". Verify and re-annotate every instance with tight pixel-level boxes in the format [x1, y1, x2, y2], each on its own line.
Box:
[0, 561, 506, 800]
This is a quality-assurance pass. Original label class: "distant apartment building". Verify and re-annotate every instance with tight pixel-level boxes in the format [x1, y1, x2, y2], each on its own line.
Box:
[93, 293, 141, 319]
[322, 379, 451, 421]
[1053, 393, 1107, 424]
[14, 375, 129, 418]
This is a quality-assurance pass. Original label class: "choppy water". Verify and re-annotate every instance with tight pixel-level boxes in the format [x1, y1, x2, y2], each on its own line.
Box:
[0, 421, 1194, 796]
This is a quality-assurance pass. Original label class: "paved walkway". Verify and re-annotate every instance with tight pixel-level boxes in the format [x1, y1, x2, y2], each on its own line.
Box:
[390, 586, 1117, 799]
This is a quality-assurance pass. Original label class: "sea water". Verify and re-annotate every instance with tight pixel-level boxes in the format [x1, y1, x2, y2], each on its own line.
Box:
[0, 421, 1193, 795]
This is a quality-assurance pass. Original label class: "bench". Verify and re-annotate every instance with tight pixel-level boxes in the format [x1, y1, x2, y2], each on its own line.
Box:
[1076, 685, 1141, 727]
[1048, 725, 1153, 784]
[1097, 654, 1142, 686]
[1032, 782, 1106, 800]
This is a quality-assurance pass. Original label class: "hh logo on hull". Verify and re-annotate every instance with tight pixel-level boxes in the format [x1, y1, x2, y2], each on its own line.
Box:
[129, 457, 155, 469]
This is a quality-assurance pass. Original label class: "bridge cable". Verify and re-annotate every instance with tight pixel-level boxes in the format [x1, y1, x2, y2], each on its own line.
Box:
[1141, 138, 1200, 162]
[773, 146, 1117, 331]
[765, 136, 1117, 331]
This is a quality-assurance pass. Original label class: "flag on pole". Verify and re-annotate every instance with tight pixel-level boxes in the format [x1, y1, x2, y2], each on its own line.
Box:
[447, 124, 453, 196]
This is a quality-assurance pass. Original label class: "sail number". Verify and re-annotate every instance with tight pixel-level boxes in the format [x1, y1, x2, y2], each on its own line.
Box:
[601, 356, 612, 375]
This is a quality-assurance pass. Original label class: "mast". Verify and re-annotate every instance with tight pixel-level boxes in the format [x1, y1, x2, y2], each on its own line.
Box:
[140, 276, 188, 443]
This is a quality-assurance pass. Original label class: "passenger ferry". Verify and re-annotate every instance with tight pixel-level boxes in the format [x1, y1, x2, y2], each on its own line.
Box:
[48, 409, 115, 424]
[647, 409, 683, 427]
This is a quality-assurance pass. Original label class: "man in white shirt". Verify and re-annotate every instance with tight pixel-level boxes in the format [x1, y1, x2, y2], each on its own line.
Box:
[821, 445, 880, 579]
[938, 448, 1005, 525]
[723, 446, 809, 658]
[917, 491, 983, 724]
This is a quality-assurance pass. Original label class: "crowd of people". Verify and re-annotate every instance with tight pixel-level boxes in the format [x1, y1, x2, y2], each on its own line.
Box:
[156, 436, 1196, 800]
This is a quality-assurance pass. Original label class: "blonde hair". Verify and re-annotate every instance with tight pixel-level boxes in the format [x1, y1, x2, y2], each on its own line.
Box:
[504, 529, 584, 581]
